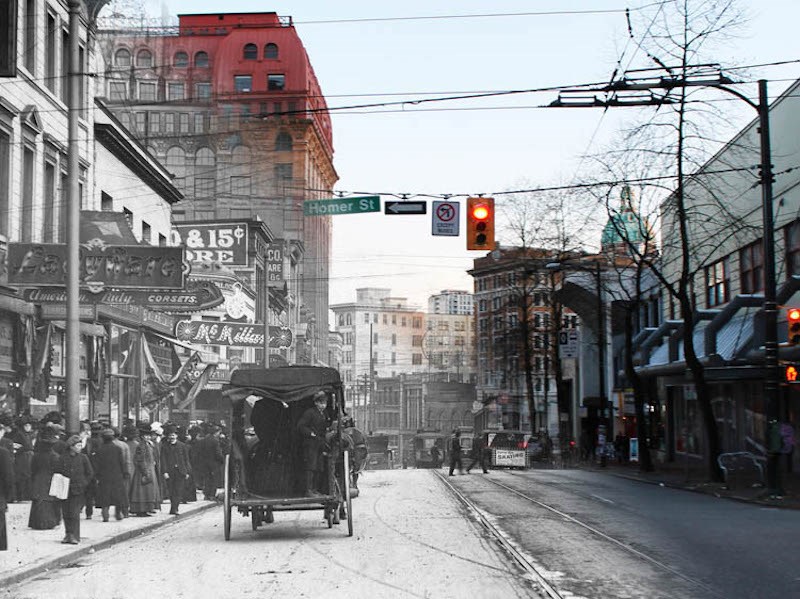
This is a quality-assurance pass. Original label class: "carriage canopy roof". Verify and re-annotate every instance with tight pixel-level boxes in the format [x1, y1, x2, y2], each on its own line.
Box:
[224, 366, 343, 404]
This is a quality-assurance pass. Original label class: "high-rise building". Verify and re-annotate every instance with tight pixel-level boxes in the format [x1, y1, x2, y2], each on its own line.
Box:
[428, 289, 473, 315]
[97, 12, 337, 364]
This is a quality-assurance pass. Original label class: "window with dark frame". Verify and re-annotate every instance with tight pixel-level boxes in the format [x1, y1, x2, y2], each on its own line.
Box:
[267, 74, 285, 90]
[785, 220, 800, 276]
[243, 43, 257, 60]
[739, 240, 763, 294]
[705, 257, 730, 308]
[174, 51, 188, 67]
[234, 75, 252, 93]
[264, 43, 278, 59]
[194, 51, 209, 68]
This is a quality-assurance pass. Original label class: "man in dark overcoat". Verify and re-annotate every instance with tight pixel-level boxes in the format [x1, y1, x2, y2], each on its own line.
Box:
[95, 429, 128, 521]
[160, 426, 191, 515]
[83, 422, 103, 519]
[465, 434, 489, 474]
[0, 419, 16, 550]
[448, 430, 463, 476]
[56, 435, 94, 544]
[195, 424, 223, 500]
[297, 391, 329, 497]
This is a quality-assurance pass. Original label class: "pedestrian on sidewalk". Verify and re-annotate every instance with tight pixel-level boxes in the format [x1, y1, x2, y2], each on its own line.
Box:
[130, 424, 159, 517]
[448, 430, 464, 476]
[0, 417, 16, 550]
[95, 429, 128, 522]
[56, 435, 94, 544]
[10, 416, 34, 501]
[83, 422, 103, 520]
[465, 434, 489, 474]
[28, 428, 61, 530]
[195, 423, 224, 500]
[160, 426, 191, 515]
[111, 427, 132, 517]
[178, 425, 197, 503]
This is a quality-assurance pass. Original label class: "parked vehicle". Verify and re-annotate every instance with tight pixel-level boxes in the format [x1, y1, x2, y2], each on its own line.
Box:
[412, 429, 446, 468]
[480, 429, 530, 469]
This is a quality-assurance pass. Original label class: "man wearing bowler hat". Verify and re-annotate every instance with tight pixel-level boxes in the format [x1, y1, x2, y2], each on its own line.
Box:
[56, 435, 94, 544]
[297, 390, 330, 497]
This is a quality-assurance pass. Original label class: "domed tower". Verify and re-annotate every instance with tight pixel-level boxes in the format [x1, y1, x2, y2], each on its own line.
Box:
[600, 186, 655, 258]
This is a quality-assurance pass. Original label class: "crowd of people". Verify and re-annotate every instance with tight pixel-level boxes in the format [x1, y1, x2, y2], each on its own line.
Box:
[0, 410, 228, 548]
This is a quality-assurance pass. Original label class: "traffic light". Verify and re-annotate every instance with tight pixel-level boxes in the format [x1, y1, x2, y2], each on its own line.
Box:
[466, 197, 495, 250]
[785, 365, 799, 383]
[789, 307, 800, 345]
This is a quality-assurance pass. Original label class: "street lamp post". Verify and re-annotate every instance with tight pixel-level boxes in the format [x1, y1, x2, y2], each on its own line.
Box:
[551, 68, 779, 492]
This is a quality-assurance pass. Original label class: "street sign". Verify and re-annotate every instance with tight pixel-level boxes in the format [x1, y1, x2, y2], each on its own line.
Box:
[304, 196, 380, 216]
[432, 201, 459, 236]
[559, 330, 579, 358]
[384, 201, 427, 215]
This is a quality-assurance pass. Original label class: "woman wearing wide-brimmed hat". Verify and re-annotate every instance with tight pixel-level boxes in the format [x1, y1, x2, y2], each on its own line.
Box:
[28, 427, 61, 530]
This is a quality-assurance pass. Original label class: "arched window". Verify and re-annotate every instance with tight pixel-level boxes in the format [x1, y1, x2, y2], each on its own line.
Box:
[165, 146, 186, 180]
[194, 51, 209, 68]
[195, 147, 215, 167]
[174, 51, 189, 67]
[346, 313, 352, 326]
[243, 43, 257, 60]
[136, 49, 153, 68]
[275, 132, 292, 151]
[338, 314, 344, 327]
[264, 43, 278, 59]
[114, 48, 131, 67]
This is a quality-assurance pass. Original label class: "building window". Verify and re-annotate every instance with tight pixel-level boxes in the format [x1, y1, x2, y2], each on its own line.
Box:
[114, 48, 131, 67]
[194, 113, 205, 132]
[149, 112, 160, 134]
[373, 333, 378, 344]
[401, 317, 407, 327]
[108, 81, 127, 101]
[45, 13, 56, 93]
[136, 49, 153, 68]
[134, 112, 145, 133]
[275, 132, 292, 151]
[43, 161, 57, 242]
[234, 75, 252, 93]
[0, 130, 10, 235]
[786, 220, 800, 277]
[60, 30, 70, 104]
[101, 191, 113, 211]
[705, 258, 730, 308]
[267, 74, 285, 90]
[194, 51, 209, 68]
[174, 51, 189, 67]
[159, 233, 166, 247]
[274, 163, 292, 182]
[412, 335, 422, 347]
[391, 334, 397, 346]
[179, 113, 189, 134]
[739, 240, 763, 294]
[168, 82, 185, 101]
[230, 176, 251, 195]
[21, 146, 34, 242]
[195, 178, 215, 198]
[24, 0, 36, 73]
[412, 353, 422, 365]
[391, 353, 396, 365]
[138, 81, 157, 102]
[364, 313, 369, 324]
[264, 43, 278, 59]
[164, 113, 175, 133]
[141, 221, 151, 244]
[195, 82, 211, 100]
[243, 43, 257, 60]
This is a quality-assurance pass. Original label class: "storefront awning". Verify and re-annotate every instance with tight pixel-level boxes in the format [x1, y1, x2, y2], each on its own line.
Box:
[148, 331, 219, 364]
[51, 320, 107, 337]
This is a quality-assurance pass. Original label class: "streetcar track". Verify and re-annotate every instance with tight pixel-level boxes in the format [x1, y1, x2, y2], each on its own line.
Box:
[475, 471, 726, 599]
[435, 470, 562, 599]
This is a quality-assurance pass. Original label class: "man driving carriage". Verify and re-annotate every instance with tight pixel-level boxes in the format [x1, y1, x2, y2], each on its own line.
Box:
[297, 390, 331, 497]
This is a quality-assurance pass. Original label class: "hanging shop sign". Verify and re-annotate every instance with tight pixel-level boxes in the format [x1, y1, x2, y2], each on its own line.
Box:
[24, 280, 223, 312]
[7, 241, 186, 291]
[173, 222, 249, 266]
[266, 243, 284, 287]
[174, 320, 293, 348]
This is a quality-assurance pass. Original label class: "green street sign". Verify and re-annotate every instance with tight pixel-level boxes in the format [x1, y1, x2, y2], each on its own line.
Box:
[304, 196, 380, 216]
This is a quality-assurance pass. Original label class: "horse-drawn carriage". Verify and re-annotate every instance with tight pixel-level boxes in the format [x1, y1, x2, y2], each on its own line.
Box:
[220, 366, 354, 540]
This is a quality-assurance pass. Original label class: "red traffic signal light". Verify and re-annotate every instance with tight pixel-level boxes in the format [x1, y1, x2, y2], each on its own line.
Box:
[786, 365, 799, 383]
[789, 308, 800, 345]
[466, 197, 495, 250]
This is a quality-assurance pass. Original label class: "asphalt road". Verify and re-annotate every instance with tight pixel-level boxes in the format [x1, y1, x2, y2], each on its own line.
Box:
[447, 468, 800, 599]
[3, 470, 540, 599]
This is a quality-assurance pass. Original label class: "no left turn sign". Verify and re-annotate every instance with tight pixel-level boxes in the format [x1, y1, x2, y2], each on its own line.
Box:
[432, 201, 460, 237]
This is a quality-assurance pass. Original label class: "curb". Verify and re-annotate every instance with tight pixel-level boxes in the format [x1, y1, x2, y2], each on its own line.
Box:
[599, 468, 800, 510]
[1, 501, 220, 589]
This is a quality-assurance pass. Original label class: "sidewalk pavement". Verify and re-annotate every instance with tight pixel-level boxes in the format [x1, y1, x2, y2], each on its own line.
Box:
[0, 495, 220, 588]
[566, 456, 800, 509]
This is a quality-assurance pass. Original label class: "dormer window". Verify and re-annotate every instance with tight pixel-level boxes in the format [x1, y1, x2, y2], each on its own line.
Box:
[243, 43, 257, 60]
[264, 43, 278, 59]
[174, 51, 189, 67]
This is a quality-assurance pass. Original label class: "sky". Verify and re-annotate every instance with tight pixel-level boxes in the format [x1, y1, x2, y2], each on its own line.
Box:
[139, 0, 800, 311]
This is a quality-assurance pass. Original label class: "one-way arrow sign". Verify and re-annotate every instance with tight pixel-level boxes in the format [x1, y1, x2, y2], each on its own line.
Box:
[384, 201, 427, 215]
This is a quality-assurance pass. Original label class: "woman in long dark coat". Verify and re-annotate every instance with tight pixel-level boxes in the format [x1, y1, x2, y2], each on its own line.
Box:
[129, 426, 158, 516]
[94, 430, 128, 521]
[28, 431, 61, 530]
[179, 426, 197, 503]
